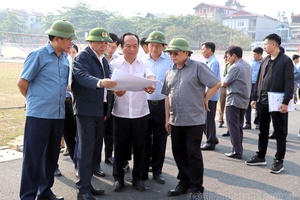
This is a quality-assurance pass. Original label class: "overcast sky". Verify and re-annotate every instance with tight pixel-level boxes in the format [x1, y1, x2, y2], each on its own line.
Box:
[1, 0, 298, 20]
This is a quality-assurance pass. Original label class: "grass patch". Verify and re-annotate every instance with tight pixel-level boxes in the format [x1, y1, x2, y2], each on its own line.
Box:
[0, 108, 25, 147]
[0, 61, 25, 108]
[0, 61, 25, 147]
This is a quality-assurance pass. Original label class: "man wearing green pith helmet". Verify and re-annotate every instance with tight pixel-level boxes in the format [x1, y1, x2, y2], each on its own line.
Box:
[142, 31, 173, 184]
[72, 27, 117, 200]
[162, 38, 221, 200]
[18, 19, 77, 200]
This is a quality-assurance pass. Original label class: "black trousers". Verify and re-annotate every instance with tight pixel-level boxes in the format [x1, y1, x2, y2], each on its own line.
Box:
[76, 115, 104, 194]
[245, 84, 258, 125]
[171, 125, 204, 193]
[226, 106, 246, 155]
[143, 99, 168, 177]
[20, 117, 63, 200]
[63, 98, 76, 160]
[256, 103, 288, 161]
[95, 115, 113, 170]
[113, 115, 148, 181]
[104, 116, 114, 159]
[203, 100, 218, 145]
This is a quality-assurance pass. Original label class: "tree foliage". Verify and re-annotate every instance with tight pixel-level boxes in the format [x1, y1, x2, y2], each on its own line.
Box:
[0, 10, 26, 33]
[40, 2, 251, 49]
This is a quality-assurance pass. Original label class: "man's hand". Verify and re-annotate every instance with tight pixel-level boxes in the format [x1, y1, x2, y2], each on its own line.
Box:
[279, 104, 288, 113]
[115, 90, 126, 97]
[204, 99, 210, 112]
[165, 122, 171, 133]
[251, 101, 257, 109]
[144, 85, 155, 94]
[100, 79, 117, 88]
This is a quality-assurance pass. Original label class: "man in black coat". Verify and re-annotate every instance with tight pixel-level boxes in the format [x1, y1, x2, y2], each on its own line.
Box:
[72, 27, 117, 200]
[246, 33, 294, 174]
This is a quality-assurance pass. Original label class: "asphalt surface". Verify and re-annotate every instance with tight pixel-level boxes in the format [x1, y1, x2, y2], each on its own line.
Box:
[1, 106, 300, 200]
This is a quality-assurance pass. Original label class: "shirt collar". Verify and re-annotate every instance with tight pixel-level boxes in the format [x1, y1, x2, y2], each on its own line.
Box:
[90, 47, 104, 60]
[206, 54, 216, 64]
[46, 42, 67, 57]
[146, 52, 169, 61]
[119, 55, 142, 64]
[172, 57, 190, 70]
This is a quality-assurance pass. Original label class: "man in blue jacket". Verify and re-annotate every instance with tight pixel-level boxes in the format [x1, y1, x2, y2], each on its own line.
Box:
[72, 27, 117, 200]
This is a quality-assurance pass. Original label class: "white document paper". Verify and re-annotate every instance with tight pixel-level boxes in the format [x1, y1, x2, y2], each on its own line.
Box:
[108, 68, 157, 91]
[267, 92, 294, 112]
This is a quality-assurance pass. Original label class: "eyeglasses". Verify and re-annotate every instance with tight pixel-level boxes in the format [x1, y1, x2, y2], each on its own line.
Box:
[58, 37, 72, 41]
[168, 51, 182, 56]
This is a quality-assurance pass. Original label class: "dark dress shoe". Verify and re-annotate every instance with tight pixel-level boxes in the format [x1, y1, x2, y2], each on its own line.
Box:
[222, 131, 230, 137]
[153, 174, 165, 184]
[77, 193, 96, 200]
[105, 157, 114, 165]
[93, 168, 105, 177]
[123, 161, 130, 173]
[54, 168, 62, 177]
[243, 124, 251, 129]
[218, 123, 224, 128]
[132, 180, 146, 191]
[225, 152, 242, 159]
[142, 175, 149, 180]
[167, 185, 188, 196]
[37, 193, 64, 200]
[113, 180, 125, 192]
[90, 185, 105, 195]
[269, 132, 276, 139]
[201, 143, 215, 150]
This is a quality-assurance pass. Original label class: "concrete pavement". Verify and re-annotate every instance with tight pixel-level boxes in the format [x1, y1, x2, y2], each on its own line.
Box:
[1, 106, 300, 200]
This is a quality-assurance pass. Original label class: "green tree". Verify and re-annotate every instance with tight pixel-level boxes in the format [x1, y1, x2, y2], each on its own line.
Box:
[0, 10, 26, 33]
[106, 16, 134, 37]
[40, 4, 252, 49]
[42, 2, 116, 39]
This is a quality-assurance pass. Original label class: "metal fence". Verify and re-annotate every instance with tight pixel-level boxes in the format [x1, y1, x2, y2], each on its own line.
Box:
[0, 32, 87, 109]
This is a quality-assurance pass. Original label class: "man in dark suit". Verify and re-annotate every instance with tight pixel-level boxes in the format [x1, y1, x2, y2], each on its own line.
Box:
[72, 27, 117, 200]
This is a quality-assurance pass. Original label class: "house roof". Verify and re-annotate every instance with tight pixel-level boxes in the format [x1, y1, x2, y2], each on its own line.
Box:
[230, 10, 256, 17]
[193, 3, 236, 11]
[31, 11, 44, 17]
[11, 9, 28, 16]
[292, 14, 300, 18]
[224, 10, 280, 22]
[10, 9, 44, 17]
[145, 12, 169, 18]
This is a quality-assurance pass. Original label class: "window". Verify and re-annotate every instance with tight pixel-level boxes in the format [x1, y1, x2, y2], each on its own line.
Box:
[237, 20, 245, 27]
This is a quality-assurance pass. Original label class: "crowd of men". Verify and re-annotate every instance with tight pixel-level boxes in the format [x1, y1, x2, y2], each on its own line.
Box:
[17, 19, 296, 200]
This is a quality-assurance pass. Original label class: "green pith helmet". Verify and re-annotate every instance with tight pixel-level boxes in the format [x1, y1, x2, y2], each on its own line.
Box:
[45, 19, 77, 40]
[85, 27, 113, 42]
[145, 31, 167, 45]
[165, 38, 193, 53]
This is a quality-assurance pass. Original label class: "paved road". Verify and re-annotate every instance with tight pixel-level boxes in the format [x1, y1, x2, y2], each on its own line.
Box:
[1, 106, 300, 200]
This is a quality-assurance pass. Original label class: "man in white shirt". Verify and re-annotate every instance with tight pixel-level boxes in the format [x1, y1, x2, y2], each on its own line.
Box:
[110, 32, 155, 193]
